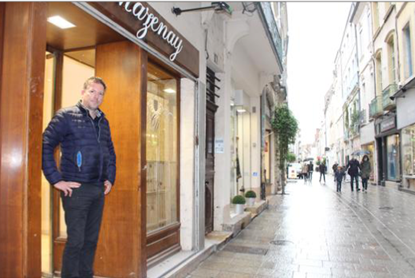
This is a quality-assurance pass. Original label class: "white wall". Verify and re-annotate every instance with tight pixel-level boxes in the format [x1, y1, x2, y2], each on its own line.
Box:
[397, 89, 415, 129]
[180, 78, 196, 251]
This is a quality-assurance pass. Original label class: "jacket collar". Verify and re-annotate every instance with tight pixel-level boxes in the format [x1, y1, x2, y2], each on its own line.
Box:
[76, 101, 104, 118]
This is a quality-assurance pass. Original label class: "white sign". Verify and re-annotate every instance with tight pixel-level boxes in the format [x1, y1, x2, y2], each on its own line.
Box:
[119, 2, 184, 61]
[215, 138, 224, 154]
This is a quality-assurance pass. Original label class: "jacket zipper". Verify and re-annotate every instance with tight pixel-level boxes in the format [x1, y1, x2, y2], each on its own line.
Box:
[88, 116, 104, 181]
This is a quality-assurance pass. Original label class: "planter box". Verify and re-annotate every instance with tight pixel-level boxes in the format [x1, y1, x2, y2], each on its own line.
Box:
[246, 197, 255, 207]
[235, 204, 245, 214]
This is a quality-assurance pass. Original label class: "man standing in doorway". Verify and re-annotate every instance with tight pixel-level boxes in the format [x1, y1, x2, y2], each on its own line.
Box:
[42, 77, 116, 278]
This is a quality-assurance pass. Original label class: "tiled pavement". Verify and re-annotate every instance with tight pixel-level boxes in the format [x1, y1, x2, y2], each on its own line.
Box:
[186, 176, 415, 278]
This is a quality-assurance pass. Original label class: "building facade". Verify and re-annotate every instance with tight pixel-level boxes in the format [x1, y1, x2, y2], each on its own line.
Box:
[393, 2, 415, 193]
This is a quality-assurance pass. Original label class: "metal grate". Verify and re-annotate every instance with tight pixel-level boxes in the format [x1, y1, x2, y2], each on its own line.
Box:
[224, 245, 268, 255]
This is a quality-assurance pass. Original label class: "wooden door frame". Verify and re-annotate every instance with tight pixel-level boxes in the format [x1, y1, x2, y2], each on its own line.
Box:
[0, 3, 47, 277]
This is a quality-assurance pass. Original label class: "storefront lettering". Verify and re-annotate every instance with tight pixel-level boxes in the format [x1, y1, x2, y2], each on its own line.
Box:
[119, 2, 184, 61]
[380, 117, 396, 133]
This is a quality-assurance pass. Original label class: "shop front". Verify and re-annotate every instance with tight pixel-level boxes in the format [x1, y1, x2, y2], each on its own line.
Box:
[0, 2, 199, 278]
[395, 80, 415, 193]
[401, 124, 415, 191]
[375, 114, 401, 187]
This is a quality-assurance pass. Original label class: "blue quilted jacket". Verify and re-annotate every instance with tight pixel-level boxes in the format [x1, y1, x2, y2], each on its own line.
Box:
[42, 102, 116, 185]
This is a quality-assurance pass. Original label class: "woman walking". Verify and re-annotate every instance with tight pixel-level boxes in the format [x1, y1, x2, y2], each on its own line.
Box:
[360, 155, 371, 192]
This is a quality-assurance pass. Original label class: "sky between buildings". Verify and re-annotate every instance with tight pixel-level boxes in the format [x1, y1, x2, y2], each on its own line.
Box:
[286, 2, 352, 145]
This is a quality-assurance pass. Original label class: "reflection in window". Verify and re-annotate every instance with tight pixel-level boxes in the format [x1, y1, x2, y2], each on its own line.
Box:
[146, 63, 178, 233]
[386, 134, 400, 181]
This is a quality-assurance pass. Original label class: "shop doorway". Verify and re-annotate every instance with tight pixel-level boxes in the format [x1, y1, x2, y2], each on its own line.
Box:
[43, 3, 127, 276]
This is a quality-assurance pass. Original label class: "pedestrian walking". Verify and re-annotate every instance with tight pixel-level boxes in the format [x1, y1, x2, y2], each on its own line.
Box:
[347, 156, 360, 191]
[309, 161, 314, 180]
[42, 77, 116, 278]
[335, 166, 346, 192]
[332, 162, 338, 182]
[319, 162, 327, 184]
[360, 155, 371, 192]
[302, 163, 309, 183]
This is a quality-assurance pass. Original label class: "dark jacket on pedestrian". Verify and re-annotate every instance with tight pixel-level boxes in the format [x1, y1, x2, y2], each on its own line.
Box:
[360, 158, 371, 179]
[332, 163, 338, 173]
[319, 163, 326, 173]
[335, 169, 346, 182]
[347, 158, 360, 176]
[42, 102, 116, 185]
[309, 162, 314, 172]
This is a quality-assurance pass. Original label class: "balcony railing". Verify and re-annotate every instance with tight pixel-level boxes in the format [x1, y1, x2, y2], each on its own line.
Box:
[257, 2, 283, 69]
[382, 83, 398, 111]
[369, 95, 383, 119]
[350, 123, 359, 137]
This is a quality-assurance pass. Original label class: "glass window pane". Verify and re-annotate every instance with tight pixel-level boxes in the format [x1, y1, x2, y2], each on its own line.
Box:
[386, 134, 400, 181]
[146, 63, 178, 233]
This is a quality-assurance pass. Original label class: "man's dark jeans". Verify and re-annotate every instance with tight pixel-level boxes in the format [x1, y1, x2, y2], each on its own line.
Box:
[319, 172, 325, 182]
[350, 175, 360, 191]
[337, 181, 342, 192]
[362, 178, 368, 190]
[61, 183, 105, 278]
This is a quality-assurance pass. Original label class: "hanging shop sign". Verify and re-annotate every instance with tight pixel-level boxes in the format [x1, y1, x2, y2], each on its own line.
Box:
[380, 117, 396, 133]
[90, 1, 199, 77]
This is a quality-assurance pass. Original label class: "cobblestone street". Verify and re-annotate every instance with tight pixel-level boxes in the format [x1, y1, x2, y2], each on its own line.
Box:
[187, 176, 415, 278]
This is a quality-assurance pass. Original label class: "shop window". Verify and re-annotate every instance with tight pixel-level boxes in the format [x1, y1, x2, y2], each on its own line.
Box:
[402, 126, 415, 176]
[386, 134, 400, 181]
[146, 62, 179, 232]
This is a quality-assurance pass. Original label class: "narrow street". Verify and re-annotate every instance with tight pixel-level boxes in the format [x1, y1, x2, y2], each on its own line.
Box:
[187, 177, 415, 278]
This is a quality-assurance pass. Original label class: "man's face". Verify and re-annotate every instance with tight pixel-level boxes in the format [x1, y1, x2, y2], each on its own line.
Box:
[81, 82, 105, 111]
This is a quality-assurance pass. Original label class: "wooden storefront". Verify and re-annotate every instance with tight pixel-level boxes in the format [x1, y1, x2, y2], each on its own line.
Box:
[0, 2, 199, 278]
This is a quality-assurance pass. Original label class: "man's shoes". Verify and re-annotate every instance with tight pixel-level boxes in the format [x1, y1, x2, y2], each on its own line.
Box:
[357, 188, 361, 191]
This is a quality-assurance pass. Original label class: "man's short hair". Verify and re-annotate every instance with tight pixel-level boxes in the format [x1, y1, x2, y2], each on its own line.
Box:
[83, 77, 107, 92]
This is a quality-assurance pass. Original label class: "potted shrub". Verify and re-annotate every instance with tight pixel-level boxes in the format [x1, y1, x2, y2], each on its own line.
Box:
[232, 195, 246, 214]
[245, 190, 256, 207]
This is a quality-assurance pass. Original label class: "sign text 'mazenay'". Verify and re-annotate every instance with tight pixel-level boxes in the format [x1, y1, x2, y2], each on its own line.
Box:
[119, 2, 183, 61]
